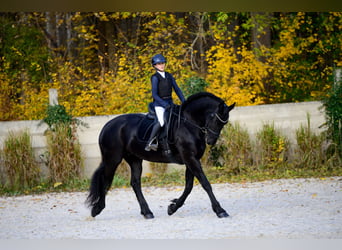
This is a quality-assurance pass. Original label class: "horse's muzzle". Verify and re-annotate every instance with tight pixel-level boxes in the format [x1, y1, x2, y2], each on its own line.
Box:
[206, 135, 219, 145]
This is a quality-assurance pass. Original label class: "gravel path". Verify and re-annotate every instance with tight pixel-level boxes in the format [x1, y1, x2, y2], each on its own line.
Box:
[0, 177, 341, 239]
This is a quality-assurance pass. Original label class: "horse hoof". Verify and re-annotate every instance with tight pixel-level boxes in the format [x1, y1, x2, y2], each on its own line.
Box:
[167, 199, 178, 215]
[167, 205, 176, 216]
[217, 211, 229, 218]
[144, 213, 154, 219]
[91, 206, 104, 217]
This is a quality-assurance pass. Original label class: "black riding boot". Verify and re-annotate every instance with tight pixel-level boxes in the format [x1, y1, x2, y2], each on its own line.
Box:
[145, 122, 161, 151]
[161, 138, 172, 156]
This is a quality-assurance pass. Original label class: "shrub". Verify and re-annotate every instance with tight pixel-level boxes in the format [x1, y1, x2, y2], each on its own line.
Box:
[44, 123, 83, 184]
[41, 104, 86, 184]
[181, 76, 209, 98]
[254, 123, 290, 171]
[42, 104, 73, 130]
[0, 130, 40, 190]
[204, 122, 253, 175]
[41, 104, 87, 131]
[321, 81, 342, 158]
[294, 114, 326, 169]
[224, 123, 254, 174]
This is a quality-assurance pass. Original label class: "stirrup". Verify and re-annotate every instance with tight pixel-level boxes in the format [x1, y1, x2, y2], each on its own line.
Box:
[145, 139, 158, 151]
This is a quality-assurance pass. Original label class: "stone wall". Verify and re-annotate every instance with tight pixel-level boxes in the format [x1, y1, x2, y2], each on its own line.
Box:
[0, 101, 325, 178]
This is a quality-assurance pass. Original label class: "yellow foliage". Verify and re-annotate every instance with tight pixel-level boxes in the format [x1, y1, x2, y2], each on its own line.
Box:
[0, 75, 15, 120]
[206, 43, 266, 106]
[1, 12, 341, 121]
[3, 49, 193, 120]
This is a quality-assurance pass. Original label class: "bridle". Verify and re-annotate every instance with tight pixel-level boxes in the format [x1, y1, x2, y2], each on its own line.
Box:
[204, 112, 229, 137]
[215, 113, 229, 124]
[175, 105, 228, 137]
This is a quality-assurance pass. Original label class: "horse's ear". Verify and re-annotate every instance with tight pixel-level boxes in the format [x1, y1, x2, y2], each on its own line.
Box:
[221, 102, 235, 113]
[228, 102, 235, 112]
[220, 102, 228, 113]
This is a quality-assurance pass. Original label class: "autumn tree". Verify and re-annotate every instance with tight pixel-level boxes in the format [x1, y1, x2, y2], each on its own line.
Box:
[0, 12, 341, 121]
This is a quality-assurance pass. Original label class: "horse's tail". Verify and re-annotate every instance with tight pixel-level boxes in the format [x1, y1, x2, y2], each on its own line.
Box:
[86, 162, 106, 210]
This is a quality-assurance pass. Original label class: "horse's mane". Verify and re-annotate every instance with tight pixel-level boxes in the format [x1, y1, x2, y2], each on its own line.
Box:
[182, 92, 223, 110]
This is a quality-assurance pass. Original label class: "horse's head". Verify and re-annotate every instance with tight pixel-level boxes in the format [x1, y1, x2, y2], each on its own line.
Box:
[182, 92, 235, 146]
[205, 101, 235, 145]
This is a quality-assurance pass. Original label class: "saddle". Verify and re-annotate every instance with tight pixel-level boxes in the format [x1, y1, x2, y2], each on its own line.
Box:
[137, 103, 179, 146]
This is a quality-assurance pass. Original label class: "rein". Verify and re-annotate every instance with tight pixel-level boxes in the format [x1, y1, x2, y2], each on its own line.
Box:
[215, 113, 229, 124]
[174, 105, 227, 136]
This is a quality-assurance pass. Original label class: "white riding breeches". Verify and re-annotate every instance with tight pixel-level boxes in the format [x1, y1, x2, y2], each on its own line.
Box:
[155, 106, 165, 127]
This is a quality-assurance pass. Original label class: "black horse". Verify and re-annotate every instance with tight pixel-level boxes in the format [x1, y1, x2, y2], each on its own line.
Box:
[86, 92, 235, 219]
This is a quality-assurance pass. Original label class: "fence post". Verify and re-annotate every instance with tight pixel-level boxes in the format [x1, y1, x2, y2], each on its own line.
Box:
[49, 88, 58, 105]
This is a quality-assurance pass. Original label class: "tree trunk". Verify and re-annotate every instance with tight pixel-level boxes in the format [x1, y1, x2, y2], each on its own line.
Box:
[45, 12, 56, 50]
[251, 12, 273, 103]
[105, 20, 116, 71]
[66, 12, 73, 61]
[251, 12, 272, 59]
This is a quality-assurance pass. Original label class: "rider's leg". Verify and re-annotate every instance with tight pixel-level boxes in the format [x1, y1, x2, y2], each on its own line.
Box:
[145, 122, 161, 151]
[155, 106, 165, 127]
[145, 106, 164, 151]
[156, 106, 172, 155]
[158, 106, 172, 156]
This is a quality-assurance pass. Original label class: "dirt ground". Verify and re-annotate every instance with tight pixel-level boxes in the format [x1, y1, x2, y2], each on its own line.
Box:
[0, 177, 341, 239]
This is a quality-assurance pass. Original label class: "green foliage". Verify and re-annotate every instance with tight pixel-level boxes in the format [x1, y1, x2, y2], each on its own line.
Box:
[0, 130, 40, 191]
[40, 104, 86, 184]
[42, 105, 73, 129]
[321, 81, 342, 158]
[41, 104, 88, 132]
[112, 175, 130, 188]
[0, 14, 50, 84]
[181, 76, 209, 98]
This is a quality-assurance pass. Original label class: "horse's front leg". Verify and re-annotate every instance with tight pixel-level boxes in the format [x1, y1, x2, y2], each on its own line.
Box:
[185, 156, 229, 218]
[168, 167, 194, 216]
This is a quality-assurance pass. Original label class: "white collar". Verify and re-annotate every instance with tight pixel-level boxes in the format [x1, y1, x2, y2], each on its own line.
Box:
[157, 71, 165, 78]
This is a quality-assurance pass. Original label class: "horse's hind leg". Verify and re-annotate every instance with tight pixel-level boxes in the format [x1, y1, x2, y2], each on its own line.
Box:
[125, 156, 154, 219]
[168, 167, 194, 216]
[86, 154, 120, 217]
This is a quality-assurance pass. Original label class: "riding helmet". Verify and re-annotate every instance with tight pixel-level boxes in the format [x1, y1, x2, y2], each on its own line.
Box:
[151, 54, 166, 66]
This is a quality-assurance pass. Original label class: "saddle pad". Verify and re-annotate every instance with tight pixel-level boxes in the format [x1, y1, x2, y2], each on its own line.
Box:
[137, 115, 155, 142]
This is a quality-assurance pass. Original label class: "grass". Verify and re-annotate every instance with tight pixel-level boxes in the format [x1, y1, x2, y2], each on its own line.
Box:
[1, 164, 340, 196]
[0, 122, 85, 196]
[44, 123, 84, 184]
[0, 130, 40, 191]
[203, 117, 341, 184]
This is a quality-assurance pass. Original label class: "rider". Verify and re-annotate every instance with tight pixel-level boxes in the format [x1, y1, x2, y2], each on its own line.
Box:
[145, 54, 186, 152]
